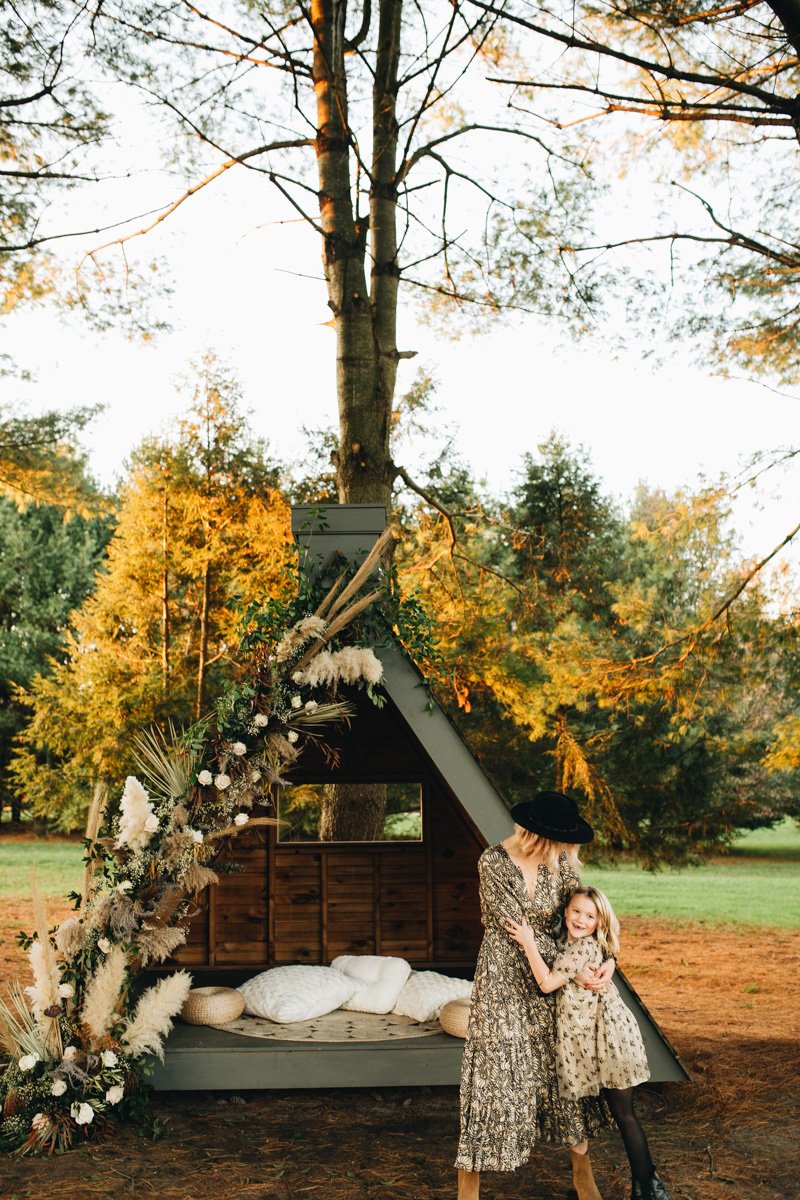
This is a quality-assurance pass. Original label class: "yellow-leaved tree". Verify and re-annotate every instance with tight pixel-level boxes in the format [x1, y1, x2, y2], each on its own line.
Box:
[12, 357, 292, 829]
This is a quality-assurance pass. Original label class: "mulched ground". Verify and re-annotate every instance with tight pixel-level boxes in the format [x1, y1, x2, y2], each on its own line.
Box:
[1, 907, 797, 1200]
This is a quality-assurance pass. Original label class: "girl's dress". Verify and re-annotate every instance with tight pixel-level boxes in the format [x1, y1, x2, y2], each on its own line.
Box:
[456, 846, 611, 1173]
[552, 935, 650, 1099]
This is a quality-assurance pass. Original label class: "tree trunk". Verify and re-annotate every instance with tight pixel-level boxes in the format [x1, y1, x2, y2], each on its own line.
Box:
[196, 562, 210, 720]
[161, 482, 170, 694]
[311, 0, 399, 506]
[319, 782, 388, 841]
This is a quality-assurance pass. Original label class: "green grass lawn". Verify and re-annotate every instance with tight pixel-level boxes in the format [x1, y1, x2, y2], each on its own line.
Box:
[1, 822, 798, 927]
[0, 841, 83, 900]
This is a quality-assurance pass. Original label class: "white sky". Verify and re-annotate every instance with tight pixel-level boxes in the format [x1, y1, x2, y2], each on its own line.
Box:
[7, 70, 799, 573]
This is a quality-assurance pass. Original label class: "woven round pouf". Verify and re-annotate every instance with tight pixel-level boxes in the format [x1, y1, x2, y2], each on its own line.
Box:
[439, 996, 471, 1038]
[181, 986, 245, 1026]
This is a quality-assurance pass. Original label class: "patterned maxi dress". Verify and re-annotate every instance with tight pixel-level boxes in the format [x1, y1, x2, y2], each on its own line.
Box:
[455, 845, 611, 1173]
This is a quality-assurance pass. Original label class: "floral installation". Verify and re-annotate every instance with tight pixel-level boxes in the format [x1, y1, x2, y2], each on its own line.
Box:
[0, 526, 435, 1155]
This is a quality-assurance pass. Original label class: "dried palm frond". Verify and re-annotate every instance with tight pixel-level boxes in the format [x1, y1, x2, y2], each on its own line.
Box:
[131, 722, 198, 800]
[0, 981, 46, 1061]
[287, 700, 355, 729]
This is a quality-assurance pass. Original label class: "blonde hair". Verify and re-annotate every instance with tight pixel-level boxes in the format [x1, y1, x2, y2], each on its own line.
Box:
[567, 885, 620, 957]
[513, 825, 582, 871]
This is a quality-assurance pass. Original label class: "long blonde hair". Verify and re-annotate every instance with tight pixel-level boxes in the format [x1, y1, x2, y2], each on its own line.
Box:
[513, 825, 582, 871]
[568, 885, 620, 957]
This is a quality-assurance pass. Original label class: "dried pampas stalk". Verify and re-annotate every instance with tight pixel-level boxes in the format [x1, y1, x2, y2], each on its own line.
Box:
[81, 945, 127, 1047]
[121, 971, 192, 1060]
[136, 926, 187, 966]
[324, 527, 394, 623]
[181, 863, 219, 892]
[291, 589, 382, 675]
[313, 568, 347, 620]
[206, 816, 280, 841]
[81, 781, 109, 912]
[27, 874, 62, 1059]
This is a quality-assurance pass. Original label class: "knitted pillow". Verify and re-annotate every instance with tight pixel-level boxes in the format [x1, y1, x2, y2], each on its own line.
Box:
[331, 955, 412, 1014]
[392, 970, 472, 1023]
[237, 966, 357, 1024]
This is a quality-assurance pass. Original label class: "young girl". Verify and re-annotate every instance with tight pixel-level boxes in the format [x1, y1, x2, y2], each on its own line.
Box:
[504, 886, 672, 1200]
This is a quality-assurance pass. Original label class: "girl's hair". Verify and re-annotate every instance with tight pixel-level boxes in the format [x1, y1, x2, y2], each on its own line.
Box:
[513, 825, 582, 871]
[567, 885, 620, 957]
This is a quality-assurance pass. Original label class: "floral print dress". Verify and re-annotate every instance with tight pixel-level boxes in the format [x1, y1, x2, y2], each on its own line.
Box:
[552, 935, 650, 1099]
[456, 845, 611, 1173]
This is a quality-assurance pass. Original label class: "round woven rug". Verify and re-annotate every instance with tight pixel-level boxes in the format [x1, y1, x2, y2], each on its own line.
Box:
[219, 1010, 442, 1042]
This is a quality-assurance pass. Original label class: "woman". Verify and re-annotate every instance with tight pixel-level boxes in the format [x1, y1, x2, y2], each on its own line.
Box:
[455, 791, 614, 1199]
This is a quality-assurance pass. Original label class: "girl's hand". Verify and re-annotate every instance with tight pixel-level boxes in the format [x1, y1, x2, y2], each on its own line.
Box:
[502, 914, 534, 948]
[576, 959, 615, 992]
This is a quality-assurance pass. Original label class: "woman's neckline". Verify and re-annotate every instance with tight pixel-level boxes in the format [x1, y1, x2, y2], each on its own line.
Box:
[498, 841, 549, 895]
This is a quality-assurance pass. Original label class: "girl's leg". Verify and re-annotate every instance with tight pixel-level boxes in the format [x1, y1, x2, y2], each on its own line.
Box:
[603, 1086, 672, 1198]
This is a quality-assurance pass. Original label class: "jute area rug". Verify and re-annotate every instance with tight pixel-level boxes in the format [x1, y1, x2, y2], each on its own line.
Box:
[218, 1010, 443, 1042]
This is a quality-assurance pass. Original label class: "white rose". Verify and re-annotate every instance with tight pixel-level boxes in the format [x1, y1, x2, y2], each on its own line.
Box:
[101, 1050, 118, 1068]
[116, 880, 133, 894]
[58, 983, 73, 999]
[71, 1101, 94, 1126]
[214, 773, 231, 790]
[290, 695, 302, 709]
[291, 671, 302, 683]
[233, 813, 249, 827]
[197, 769, 213, 786]
[31, 1113, 49, 1132]
[250, 769, 261, 783]
[51, 1079, 67, 1096]
[305, 700, 318, 711]
[19, 1053, 39, 1071]
[144, 813, 159, 833]
[97, 937, 111, 954]
[105, 1084, 124, 1105]
[62, 1046, 78, 1062]
[231, 741, 247, 756]
[287, 729, 299, 744]
[254, 714, 269, 728]
[191, 829, 204, 844]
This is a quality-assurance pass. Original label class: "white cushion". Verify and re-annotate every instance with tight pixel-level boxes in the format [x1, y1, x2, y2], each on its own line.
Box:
[331, 955, 412, 1014]
[237, 966, 357, 1024]
[392, 970, 472, 1023]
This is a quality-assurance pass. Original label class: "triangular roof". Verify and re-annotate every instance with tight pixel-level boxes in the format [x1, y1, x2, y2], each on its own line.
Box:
[292, 503, 511, 843]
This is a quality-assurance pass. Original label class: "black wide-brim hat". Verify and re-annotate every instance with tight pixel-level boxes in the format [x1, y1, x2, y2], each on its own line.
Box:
[510, 791, 594, 844]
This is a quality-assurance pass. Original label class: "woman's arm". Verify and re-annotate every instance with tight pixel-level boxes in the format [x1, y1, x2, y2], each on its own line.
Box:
[502, 916, 566, 994]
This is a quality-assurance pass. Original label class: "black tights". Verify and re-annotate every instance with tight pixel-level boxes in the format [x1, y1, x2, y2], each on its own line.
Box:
[603, 1086, 654, 1188]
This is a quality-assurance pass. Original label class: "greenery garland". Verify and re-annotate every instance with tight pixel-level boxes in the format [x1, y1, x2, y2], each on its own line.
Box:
[0, 530, 435, 1155]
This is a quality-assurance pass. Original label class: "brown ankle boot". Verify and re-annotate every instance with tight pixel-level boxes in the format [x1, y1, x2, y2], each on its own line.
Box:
[457, 1168, 480, 1199]
[570, 1147, 603, 1200]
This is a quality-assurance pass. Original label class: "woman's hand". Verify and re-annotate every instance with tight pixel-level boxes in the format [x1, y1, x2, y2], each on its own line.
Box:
[502, 914, 535, 950]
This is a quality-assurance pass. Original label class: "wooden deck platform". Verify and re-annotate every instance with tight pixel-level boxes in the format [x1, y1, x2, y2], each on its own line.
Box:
[151, 971, 689, 1092]
[150, 1023, 465, 1090]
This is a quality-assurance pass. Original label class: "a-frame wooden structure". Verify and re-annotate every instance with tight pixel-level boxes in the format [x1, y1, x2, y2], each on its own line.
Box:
[153, 505, 688, 1091]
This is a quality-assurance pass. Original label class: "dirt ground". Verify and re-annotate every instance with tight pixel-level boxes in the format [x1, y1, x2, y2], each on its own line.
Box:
[0, 907, 797, 1200]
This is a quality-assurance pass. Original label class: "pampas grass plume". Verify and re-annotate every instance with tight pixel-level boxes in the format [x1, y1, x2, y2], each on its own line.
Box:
[81, 946, 128, 1046]
[115, 776, 156, 852]
[121, 972, 192, 1061]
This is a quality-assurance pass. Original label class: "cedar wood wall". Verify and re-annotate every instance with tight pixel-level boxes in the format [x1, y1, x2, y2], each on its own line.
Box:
[171, 695, 487, 974]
